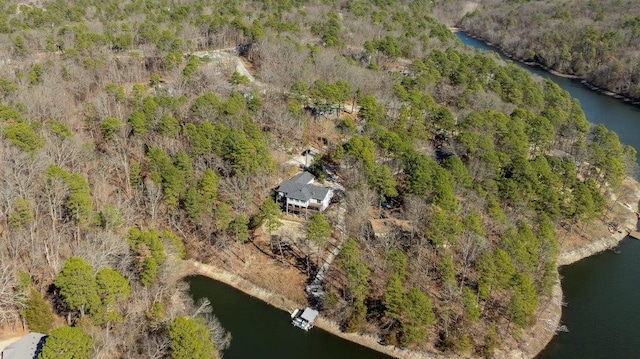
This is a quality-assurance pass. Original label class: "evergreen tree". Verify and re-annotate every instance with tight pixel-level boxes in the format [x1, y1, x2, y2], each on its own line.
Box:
[168, 317, 218, 359]
[95, 267, 130, 323]
[462, 286, 480, 322]
[140, 257, 159, 287]
[339, 238, 370, 332]
[230, 215, 250, 243]
[39, 326, 93, 359]
[306, 213, 332, 249]
[508, 273, 539, 329]
[384, 273, 404, 321]
[385, 248, 408, 279]
[256, 199, 283, 233]
[439, 253, 457, 292]
[494, 248, 516, 289]
[22, 289, 54, 334]
[8, 198, 32, 229]
[4, 122, 45, 153]
[100, 117, 122, 141]
[54, 257, 100, 316]
[401, 287, 435, 346]
[477, 252, 497, 300]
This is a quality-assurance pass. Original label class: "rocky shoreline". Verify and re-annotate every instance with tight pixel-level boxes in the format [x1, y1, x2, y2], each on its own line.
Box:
[558, 228, 630, 266]
[559, 177, 640, 266]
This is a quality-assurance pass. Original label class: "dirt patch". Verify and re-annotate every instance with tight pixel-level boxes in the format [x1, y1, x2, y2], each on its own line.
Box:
[0, 323, 27, 353]
[199, 233, 309, 305]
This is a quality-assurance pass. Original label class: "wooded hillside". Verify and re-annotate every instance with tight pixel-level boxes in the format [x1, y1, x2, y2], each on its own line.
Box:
[0, 0, 633, 358]
[454, 0, 640, 99]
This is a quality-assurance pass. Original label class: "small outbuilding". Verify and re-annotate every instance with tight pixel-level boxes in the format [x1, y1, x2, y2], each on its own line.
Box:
[1, 332, 47, 359]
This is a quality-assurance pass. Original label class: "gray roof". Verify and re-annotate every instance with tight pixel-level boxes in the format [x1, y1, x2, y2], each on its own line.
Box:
[300, 308, 319, 323]
[290, 171, 315, 184]
[2, 333, 47, 359]
[277, 172, 331, 202]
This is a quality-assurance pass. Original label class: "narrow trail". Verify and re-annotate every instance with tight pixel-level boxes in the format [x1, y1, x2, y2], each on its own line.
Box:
[306, 201, 347, 298]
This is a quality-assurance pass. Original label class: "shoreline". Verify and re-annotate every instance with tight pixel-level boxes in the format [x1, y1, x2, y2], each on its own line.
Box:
[559, 176, 640, 266]
[493, 276, 563, 359]
[184, 254, 560, 359]
[182, 260, 432, 359]
[183, 177, 640, 359]
[455, 30, 640, 107]
[557, 227, 631, 266]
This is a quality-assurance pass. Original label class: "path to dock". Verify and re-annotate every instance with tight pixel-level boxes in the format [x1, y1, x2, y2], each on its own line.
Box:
[306, 201, 347, 298]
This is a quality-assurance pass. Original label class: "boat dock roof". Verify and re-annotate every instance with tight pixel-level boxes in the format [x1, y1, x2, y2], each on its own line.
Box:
[300, 308, 319, 323]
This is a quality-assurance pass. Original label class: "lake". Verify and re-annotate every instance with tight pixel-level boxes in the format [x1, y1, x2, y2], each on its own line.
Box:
[188, 275, 394, 359]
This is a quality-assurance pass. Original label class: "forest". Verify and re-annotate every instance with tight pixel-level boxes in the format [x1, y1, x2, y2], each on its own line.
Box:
[454, 0, 640, 99]
[0, 0, 634, 358]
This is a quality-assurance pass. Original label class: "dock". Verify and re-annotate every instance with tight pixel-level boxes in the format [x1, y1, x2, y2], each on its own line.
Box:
[291, 307, 318, 331]
[628, 230, 640, 240]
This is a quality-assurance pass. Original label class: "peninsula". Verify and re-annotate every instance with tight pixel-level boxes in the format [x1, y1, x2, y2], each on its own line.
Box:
[0, 1, 636, 359]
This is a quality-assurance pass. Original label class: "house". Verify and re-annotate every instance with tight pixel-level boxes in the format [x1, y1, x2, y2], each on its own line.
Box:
[291, 307, 319, 331]
[1, 333, 47, 359]
[277, 171, 333, 213]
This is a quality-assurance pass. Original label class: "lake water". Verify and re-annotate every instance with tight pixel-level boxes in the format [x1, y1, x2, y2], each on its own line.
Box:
[188, 275, 393, 359]
[456, 32, 640, 359]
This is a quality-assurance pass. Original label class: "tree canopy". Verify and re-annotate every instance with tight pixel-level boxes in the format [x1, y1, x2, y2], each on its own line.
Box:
[168, 317, 218, 359]
[39, 326, 93, 359]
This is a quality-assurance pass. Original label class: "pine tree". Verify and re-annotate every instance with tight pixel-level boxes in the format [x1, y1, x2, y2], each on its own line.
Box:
[39, 326, 93, 359]
[462, 286, 480, 322]
[384, 273, 405, 321]
[95, 268, 130, 324]
[306, 213, 331, 249]
[508, 273, 539, 329]
[230, 215, 250, 243]
[401, 287, 435, 346]
[22, 289, 54, 334]
[385, 248, 408, 279]
[54, 257, 100, 316]
[8, 198, 32, 228]
[140, 257, 158, 287]
[339, 238, 370, 332]
[494, 248, 516, 289]
[168, 317, 218, 359]
[257, 199, 283, 233]
[477, 252, 497, 300]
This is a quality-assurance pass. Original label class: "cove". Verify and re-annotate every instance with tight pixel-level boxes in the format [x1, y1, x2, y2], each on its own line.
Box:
[187, 275, 394, 359]
[457, 32, 640, 358]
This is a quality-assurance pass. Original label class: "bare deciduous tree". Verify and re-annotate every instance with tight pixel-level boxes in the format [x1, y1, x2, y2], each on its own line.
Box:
[0, 264, 22, 326]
